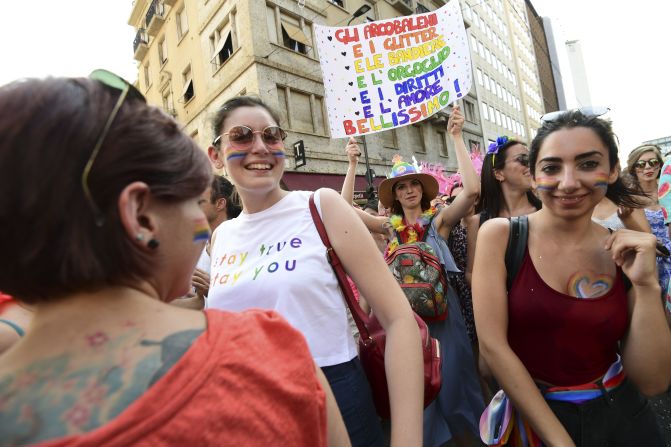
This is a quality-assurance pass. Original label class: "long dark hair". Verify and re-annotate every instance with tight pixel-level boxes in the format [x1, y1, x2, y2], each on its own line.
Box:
[530, 110, 647, 208]
[390, 182, 431, 215]
[476, 138, 541, 218]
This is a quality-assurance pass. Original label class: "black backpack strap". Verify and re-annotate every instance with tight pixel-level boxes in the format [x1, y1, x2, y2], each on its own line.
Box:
[505, 215, 529, 291]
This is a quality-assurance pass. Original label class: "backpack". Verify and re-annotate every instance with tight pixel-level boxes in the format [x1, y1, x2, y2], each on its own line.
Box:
[386, 225, 449, 321]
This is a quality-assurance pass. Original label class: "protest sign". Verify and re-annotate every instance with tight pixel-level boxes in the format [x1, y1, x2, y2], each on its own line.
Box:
[314, 0, 471, 138]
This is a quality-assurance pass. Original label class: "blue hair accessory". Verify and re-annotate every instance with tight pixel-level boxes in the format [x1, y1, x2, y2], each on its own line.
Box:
[487, 136, 509, 166]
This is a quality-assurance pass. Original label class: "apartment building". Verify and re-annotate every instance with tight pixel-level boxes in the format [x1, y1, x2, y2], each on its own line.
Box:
[462, 0, 544, 146]
[129, 0, 486, 192]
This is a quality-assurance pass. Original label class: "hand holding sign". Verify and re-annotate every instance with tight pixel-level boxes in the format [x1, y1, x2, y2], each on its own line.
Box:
[345, 137, 362, 165]
[447, 105, 464, 138]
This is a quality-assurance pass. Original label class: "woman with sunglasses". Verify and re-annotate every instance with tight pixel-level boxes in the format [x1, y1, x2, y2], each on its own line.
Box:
[626, 145, 671, 295]
[0, 76, 349, 446]
[206, 96, 423, 447]
[473, 110, 671, 446]
[464, 137, 541, 287]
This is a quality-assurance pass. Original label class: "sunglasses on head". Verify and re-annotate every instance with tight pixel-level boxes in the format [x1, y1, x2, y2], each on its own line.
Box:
[213, 125, 287, 150]
[540, 106, 610, 123]
[634, 158, 661, 170]
[84, 69, 146, 226]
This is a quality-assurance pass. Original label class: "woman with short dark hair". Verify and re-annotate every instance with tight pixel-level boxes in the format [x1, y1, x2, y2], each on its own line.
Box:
[0, 74, 348, 446]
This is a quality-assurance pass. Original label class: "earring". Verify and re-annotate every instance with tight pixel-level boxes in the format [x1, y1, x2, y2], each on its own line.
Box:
[147, 239, 160, 250]
[135, 234, 145, 241]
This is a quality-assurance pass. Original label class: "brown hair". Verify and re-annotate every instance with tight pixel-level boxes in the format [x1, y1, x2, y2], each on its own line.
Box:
[0, 77, 211, 302]
[626, 144, 663, 180]
[389, 183, 431, 215]
[211, 96, 282, 141]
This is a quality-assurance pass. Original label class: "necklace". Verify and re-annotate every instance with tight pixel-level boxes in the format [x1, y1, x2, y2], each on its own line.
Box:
[386, 207, 438, 255]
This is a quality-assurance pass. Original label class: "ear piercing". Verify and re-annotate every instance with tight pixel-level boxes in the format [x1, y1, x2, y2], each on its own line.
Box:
[136, 233, 159, 249]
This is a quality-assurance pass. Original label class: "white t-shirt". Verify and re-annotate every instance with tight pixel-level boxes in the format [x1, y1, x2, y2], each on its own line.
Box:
[207, 190, 358, 367]
[196, 247, 211, 274]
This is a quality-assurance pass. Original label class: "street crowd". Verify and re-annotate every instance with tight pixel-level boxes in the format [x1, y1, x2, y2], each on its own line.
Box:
[0, 72, 670, 447]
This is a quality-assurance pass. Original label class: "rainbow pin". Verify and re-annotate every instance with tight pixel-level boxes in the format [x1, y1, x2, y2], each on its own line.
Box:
[193, 218, 211, 243]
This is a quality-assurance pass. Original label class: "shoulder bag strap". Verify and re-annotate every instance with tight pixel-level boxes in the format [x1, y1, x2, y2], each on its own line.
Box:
[308, 193, 371, 339]
[505, 215, 528, 291]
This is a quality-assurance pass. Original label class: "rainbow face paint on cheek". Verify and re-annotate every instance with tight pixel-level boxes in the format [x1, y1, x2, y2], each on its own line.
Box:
[593, 172, 609, 189]
[271, 150, 286, 158]
[225, 150, 247, 161]
[193, 218, 211, 243]
[535, 177, 559, 191]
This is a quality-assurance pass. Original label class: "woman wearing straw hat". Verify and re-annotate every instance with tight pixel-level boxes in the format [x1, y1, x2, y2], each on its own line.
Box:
[356, 107, 485, 447]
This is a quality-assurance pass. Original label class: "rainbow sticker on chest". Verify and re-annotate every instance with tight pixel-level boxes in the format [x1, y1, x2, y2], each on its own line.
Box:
[534, 177, 559, 191]
[566, 270, 613, 298]
[193, 218, 211, 243]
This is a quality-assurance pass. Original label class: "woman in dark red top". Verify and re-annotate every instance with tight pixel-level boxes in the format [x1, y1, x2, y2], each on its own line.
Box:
[472, 110, 671, 446]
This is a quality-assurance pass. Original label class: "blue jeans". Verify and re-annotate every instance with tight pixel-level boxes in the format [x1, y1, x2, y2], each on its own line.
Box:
[321, 357, 384, 447]
[546, 378, 665, 446]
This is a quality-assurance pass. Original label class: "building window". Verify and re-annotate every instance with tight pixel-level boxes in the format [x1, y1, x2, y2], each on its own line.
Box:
[495, 109, 502, 126]
[489, 105, 495, 121]
[162, 89, 175, 116]
[176, 8, 188, 39]
[481, 102, 489, 121]
[436, 130, 448, 157]
[470, 35, 478, 54]
[210, 19, 235, 70]
[408, 124, 425, 153]
[158, 37, 168, 65]
[476, 68, 483, 86]
[276, 85, 326, 135]
[182, 66, 194, 103]
[144, 64, 151, 89]
[267, 6, 313, 56]
[464, 101, 476, 122]
[380, 129, 397, 149]
[329, 0, 344, 6]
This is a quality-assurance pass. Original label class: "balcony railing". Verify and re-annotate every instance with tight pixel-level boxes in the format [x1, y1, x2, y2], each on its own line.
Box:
[145, 0, 165, 36]
[133, 29, 149, 60]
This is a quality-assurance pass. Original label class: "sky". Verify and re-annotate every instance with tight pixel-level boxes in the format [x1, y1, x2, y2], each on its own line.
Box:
[1, 0, 668, 161]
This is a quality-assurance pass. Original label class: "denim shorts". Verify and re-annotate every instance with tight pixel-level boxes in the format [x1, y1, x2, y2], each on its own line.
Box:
[545, 378, 665, 446]
[321, 357, 384, 447]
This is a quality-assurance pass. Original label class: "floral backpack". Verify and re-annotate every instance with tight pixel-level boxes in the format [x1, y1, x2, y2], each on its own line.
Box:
[385, 213, 448, 322]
